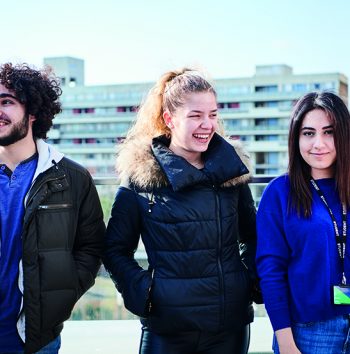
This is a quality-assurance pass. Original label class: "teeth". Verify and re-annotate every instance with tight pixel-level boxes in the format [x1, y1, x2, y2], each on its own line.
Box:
[193, 134, 209, 139]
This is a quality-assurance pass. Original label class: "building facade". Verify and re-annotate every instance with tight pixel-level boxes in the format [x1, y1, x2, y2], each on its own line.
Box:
[45, 57, 348, 180]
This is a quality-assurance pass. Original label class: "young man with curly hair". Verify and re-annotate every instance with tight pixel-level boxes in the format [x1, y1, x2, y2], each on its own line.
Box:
[0, 63, 105, 354]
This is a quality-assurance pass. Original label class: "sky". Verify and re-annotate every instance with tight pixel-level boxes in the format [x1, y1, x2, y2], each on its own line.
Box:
[2, 0, 350, 86]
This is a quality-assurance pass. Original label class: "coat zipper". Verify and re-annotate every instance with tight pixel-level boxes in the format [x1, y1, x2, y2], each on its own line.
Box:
[214, 185, 225, 329]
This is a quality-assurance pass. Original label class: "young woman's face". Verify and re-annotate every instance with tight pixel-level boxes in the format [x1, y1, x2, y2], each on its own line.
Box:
[164, 92, 218, 163]
[299, 108, 336, 179]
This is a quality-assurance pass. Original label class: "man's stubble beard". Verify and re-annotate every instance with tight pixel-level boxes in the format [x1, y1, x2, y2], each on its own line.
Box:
[0, 114, 30, 146]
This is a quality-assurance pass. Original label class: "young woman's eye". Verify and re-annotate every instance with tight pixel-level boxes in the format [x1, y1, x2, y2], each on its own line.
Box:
[324, 130, 334, 135]
[302, 131, 314, 136]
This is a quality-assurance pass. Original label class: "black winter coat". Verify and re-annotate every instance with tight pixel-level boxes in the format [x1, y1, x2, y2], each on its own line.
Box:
[22, 153, 105, 353]
[104, 134, 257, 334]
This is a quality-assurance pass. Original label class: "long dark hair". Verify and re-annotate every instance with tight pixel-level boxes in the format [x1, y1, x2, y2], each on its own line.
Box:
[288, 91, 350, 217]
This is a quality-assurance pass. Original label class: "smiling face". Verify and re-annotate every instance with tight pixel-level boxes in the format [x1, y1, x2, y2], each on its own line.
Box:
[163, 91, 218, 165]
[299, 108, 336, 179]
[0, 84, 33, 146]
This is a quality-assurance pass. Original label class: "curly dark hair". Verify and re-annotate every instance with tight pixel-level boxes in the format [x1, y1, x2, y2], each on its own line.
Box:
[0, 63, 62, 139]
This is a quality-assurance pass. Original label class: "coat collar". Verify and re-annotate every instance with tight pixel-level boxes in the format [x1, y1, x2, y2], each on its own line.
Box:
[152, 134, 249, 191]
[117, 133, 252, 191]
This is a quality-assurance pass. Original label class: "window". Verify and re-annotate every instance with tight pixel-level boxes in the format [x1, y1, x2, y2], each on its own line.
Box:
[255, 152, 278, 164]
[223, 120, 241, 130]
[255, 101, 278, 108]
[228, 102, 240, 109]
[255, 135, 278, 141]
[255, 118, 278, 127]
[69, 78, 76, 88]
[292, 83, 307, 92]
[255, 85, 278, 93]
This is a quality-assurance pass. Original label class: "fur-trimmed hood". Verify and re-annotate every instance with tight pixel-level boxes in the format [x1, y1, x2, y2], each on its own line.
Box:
[116, 133, 252, 191]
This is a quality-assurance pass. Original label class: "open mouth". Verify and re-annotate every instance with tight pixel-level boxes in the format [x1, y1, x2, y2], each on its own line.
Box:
[193, 133, 210, 142]
[0, 118, 10, 126]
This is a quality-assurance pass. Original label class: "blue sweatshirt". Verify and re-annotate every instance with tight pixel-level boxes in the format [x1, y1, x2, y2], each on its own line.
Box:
[256, 175, 350, 331]
[0, 154, 38, 350]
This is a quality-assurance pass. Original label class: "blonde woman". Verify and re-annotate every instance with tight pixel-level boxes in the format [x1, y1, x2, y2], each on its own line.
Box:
[104, 69, 259, 354]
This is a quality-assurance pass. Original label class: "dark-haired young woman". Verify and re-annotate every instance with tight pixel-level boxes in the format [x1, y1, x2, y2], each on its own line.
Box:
[257, 91, 350, 354]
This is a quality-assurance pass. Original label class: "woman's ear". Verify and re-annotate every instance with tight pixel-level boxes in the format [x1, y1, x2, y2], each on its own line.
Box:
[163, 111, 174, 129]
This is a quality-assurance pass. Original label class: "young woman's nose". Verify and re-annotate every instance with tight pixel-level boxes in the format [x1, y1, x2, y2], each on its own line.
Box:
[313, 134, 326, 149]
[201, 116, 212, 129]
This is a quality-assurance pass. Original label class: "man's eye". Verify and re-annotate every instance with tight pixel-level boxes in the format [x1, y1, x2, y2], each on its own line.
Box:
[1, 99, 13, 105]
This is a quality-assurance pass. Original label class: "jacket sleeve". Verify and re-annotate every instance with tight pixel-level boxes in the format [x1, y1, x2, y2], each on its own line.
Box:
[237, 183, 263, 304]
[103, 186, 152, 317]
[74, 174, 105, 297]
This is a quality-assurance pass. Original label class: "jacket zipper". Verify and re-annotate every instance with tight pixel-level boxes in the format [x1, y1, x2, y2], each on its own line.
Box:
[25, 174, 65, 208]
[38, 203, 72, 210]
[214, 185, 225, 329]
[23, 174, 66, 232]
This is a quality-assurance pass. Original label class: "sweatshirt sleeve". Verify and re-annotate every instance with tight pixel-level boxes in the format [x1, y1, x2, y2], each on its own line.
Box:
[256, 177, 292, 331]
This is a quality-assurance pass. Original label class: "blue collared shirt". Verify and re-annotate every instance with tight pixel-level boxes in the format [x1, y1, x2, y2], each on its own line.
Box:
[0, 154, 38, 351]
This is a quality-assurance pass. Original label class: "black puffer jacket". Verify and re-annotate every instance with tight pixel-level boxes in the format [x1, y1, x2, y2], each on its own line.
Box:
[104, 134, 257, 333]
[20, 140, 105, 353]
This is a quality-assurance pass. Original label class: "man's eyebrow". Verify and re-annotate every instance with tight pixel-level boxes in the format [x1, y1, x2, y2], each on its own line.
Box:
[0, 93, 18, 100]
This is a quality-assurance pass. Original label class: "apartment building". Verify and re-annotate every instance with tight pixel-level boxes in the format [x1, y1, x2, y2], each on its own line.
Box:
[46, 57, 348, 180]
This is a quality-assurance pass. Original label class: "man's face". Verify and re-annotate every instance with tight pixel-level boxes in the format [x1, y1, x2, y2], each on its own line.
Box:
[0, 84, 31, 146]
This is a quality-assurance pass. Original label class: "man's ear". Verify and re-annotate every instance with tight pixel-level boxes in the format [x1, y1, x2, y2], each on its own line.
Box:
[163, 111, 174, 129]
[29, 114, 36, 124]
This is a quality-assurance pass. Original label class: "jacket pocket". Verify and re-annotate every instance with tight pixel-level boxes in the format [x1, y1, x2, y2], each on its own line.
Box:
[39, 251, 80, 330]
[36, 203, 74, 250]
[241, 261, 263, 304]
[123, 269, 153, 318]
[145, 268, 155, 316]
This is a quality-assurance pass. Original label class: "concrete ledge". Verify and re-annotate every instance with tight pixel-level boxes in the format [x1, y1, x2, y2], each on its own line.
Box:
[60, 318, 273, 353]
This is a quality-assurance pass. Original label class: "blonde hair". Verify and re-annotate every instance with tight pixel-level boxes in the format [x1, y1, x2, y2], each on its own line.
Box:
[124, 68, 218, 142]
